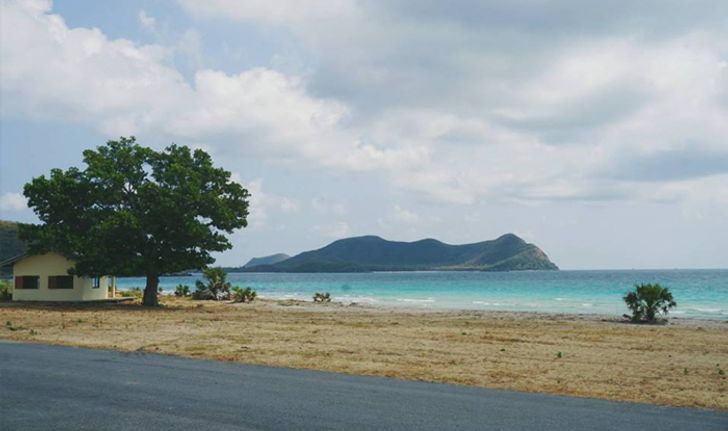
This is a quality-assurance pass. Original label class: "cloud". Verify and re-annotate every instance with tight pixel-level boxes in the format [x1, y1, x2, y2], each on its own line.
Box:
[0, 1, 418, 174]
[138, 10, 156, 31]
[191, 0, 724, 206]
[311, 197, 346, 215]
[244, 178, 299, 228]
[391, 205, 418, 224]
[605, 147, 728, 182]
[179, 0, 359, 26]
[0, 192, 27, 211]
[3, 0, 728, 208]
[313, 221, 351, 239]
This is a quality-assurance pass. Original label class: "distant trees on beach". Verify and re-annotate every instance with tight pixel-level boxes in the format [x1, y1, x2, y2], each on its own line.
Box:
[623, 283, 677, 323]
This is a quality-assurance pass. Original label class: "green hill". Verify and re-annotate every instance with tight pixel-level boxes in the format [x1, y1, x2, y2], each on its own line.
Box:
[243, 253, 291, 268]
[246, 233, 558, 272]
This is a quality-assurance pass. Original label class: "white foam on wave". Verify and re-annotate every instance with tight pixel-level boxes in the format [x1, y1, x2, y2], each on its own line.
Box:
[262, 293, 307, 301]
[397, 297, 435, 303]
[472, 301, 511, 307]
[335, 295, 378, 304]
[581, 303, 593, 308]
[694, 308, 722, 313]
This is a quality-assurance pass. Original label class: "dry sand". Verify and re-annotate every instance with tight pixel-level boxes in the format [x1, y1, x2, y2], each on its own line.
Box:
[1, 297, 726, 410]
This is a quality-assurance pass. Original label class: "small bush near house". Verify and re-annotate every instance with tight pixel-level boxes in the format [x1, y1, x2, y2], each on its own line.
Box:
[623, 283, 677, 323]
[232, 286, 257, 303]
[174, 284, 191, 297]
[0, 279, 12, 301]
[313, 292, 331, 303]
[120, 287, 143, 299]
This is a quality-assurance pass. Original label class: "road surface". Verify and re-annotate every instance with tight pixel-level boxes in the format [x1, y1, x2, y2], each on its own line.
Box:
[1, 341, 725, 430]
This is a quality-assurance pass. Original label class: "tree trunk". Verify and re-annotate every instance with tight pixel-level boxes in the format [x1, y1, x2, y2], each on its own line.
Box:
[143, 274, 159, 306]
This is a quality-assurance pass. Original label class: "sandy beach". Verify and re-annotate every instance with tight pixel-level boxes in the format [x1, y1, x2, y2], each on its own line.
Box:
[1, 297, 726, 410]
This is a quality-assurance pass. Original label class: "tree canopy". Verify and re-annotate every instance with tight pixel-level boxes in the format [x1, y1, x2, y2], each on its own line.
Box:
[20, 137, 250, 306]
[623, 283, 677, 323]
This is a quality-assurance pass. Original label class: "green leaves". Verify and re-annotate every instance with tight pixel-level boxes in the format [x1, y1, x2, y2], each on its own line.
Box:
[192, 267, 232, 300]
[231, 286, 257, 303]
[20, 137, 250, 305]
[313, 292, 331, 303]
[623, 283, 677, 323]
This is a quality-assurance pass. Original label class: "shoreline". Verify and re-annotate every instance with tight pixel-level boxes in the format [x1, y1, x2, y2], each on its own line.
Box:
[255, 297, 728, 328]
[112, 267, 728, 321]
[1, 297, 726, 410]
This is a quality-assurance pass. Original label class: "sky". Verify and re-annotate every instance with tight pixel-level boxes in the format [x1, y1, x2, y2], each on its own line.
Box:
[1, 0, 727, 269]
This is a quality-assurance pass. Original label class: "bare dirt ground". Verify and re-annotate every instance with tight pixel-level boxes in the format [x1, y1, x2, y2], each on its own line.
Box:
[1, 297, 726, 410]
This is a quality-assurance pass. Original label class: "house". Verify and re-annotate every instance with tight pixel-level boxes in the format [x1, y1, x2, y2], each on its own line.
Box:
[0, 252, 117, 301]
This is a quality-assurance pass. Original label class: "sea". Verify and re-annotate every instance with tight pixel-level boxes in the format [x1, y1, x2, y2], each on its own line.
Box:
[117, 269, 728, 320]
[113, 269, 728, 321]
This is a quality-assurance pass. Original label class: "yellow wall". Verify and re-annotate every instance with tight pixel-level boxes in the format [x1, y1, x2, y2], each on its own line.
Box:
[13, 253, 109, 301]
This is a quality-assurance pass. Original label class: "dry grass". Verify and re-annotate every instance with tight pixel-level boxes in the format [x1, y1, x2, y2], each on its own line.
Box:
[1, 297, 726, 410]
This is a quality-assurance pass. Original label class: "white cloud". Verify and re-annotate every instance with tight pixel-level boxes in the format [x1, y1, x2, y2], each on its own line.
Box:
[2, 0, 727, 209]
[313, 221, 351, 238]
[179, 0, 359, 26]
[244, 178, 299, 228]
[0, 1, 418, 175]
[0, 192, 27, 212]
[138, 10, 156, 31]
[391, 205, 418, 224]
[311, 197, 346, 215]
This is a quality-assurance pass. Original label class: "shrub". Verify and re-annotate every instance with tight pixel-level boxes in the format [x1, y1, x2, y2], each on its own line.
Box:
[0, 279, 12, 301]
[192, 267, 231, 300]
[174, 284, 191, 297]
[313, 292, 331, 303]
[120, 287, 143, 299]
[623, 283, 676, 323]
[232, 286, 257, 303]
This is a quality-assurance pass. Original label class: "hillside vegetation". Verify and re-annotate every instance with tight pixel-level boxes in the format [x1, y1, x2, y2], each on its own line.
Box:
[0, 220, 27, 261]
[0, 220, 27, 276]
[243, 253, 291, 268]
[245, 233, 557, 272]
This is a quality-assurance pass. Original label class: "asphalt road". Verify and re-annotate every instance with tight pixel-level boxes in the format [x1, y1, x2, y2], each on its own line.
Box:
[0, 341, 725, 430]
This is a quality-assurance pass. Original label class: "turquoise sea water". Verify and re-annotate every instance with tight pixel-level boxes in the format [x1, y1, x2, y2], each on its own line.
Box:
[115, 270, 728, 320]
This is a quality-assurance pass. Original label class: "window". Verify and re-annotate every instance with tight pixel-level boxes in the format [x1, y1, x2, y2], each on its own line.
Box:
[92, 276, 100, 289]
[15, 276, 39, 289]
[48, 275, 74, 289]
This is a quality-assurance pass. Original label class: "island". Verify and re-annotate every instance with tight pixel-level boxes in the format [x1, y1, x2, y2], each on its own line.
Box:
[236, 233, 558, 272]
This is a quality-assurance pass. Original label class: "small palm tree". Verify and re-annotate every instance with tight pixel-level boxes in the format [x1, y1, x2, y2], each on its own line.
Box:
[174, 284, 191, 297]
[192, 267, 231, 300]
[313, 292, 331, 303]
[232, 286, 257, 303]
[623, 283, 676, 323]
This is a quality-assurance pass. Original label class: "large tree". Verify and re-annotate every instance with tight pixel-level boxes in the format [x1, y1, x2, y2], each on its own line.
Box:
[20, 137, 250, 306]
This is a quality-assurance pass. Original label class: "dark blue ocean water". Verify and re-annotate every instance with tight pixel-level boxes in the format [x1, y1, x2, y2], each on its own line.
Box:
[115, 269, 728, 320]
